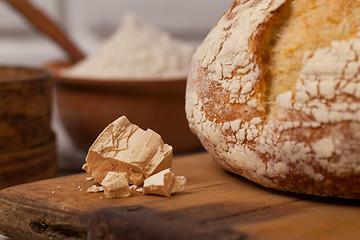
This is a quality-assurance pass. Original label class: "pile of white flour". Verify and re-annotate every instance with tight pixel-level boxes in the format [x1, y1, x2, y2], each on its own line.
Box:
[62, 14, 196, 79]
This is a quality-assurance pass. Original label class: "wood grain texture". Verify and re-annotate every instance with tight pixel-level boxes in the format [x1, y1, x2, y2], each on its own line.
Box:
[0, 136, 56, 190]
[0, 66, 56, 190]
[0, 152, 359, 240]
[0, 66, 53, 154]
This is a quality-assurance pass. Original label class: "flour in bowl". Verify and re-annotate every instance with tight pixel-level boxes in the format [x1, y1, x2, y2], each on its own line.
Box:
[62, 13, 196, 79]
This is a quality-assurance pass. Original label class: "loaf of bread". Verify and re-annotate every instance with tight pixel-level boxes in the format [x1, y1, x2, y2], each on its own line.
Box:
[186, 0, 360, 198]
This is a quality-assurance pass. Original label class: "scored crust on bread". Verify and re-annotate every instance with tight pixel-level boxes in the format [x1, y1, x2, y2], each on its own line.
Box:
[185, 0, 360, 198]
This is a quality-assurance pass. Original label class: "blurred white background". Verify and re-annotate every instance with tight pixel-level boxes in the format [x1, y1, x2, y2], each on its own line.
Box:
[0, 0, 233, 65]
[0, 1, 232, 238]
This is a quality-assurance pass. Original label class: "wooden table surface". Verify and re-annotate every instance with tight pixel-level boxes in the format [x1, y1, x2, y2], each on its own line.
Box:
[0, 152, 359, 240]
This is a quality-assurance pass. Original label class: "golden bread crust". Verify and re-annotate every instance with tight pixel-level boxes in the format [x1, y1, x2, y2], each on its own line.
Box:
[186, 0, 360, 198]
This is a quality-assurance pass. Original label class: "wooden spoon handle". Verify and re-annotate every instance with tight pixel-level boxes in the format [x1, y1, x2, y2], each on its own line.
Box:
[4, 0, 85, 62]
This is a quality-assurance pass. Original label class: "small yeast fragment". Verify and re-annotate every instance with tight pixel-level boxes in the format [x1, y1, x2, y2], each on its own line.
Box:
[143, 169, 186, 197]
[101, 171, 130, 198]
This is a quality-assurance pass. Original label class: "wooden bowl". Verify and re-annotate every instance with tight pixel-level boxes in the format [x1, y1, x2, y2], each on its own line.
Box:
[0, 66, 56, 189]
[0, 135, 56, 189]
[0, 66, 54, 153]
[47, 61, 202, 153]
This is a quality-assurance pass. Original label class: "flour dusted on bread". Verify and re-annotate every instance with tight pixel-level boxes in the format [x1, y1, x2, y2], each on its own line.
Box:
[62, 13, 195, 79]
[186, 0, 360, 198]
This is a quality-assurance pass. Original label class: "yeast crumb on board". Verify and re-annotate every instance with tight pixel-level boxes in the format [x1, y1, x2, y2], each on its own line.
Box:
[87, 185, 104, 193]
[143, 169, 186, 197]
[101, 172, 130, 198]
[82, 116, 186, 199]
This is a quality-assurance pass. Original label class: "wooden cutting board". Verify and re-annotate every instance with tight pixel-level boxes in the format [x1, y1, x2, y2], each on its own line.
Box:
[0, 152, 359, 240]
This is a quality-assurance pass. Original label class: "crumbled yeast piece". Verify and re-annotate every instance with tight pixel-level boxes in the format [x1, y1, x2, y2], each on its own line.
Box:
[172, 176, 186, 193]
[143, 169, 186, 197]
[101, 172, 130, 198]
[82, 116, 173, 186]
[87, 185, 104, 193]
[129, 184, 138, 193]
